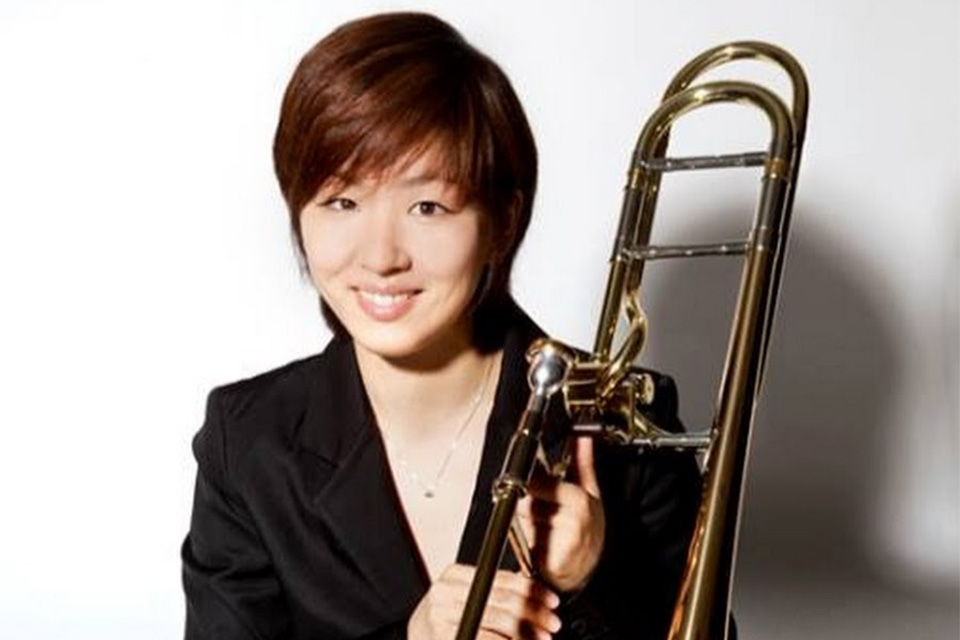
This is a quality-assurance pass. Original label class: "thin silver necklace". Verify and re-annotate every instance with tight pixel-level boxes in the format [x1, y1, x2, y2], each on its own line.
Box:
[377, 357, 495, 499]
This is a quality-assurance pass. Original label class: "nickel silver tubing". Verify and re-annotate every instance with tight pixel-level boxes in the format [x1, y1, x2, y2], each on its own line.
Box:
[624, 241, 749, 260]
[571, 425, 712, 450]
[629, 432, 713, 449]
[642, 151, 767, 171]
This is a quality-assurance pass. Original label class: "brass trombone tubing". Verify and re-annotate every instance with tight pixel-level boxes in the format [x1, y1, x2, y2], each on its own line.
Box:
[454, 41, 808, 640]
[585, 43, 807, 640]
[454, 342, 573, 640]
[664, 41, 809, 383]
[640, 84, 798, 640]
[594, 41, 808, 364]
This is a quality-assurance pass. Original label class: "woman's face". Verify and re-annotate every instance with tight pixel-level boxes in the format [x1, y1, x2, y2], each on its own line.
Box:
[300, 149, 491, 364]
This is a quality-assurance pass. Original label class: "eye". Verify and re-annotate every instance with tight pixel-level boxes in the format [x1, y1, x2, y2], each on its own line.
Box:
[320, 197, 358, 211]
[410, 201, 452, 217]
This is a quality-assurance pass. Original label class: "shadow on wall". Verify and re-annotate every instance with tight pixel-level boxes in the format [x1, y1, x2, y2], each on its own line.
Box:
[637, 204, 908, 586]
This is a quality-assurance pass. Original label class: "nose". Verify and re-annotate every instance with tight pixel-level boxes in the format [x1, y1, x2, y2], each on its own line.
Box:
[358, 207, 411, 276]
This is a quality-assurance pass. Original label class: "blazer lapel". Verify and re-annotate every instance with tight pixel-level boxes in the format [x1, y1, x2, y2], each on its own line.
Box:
[298, 336, 427, 615]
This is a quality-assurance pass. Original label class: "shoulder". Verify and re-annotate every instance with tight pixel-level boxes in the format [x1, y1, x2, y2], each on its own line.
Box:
[212, 352, 322, 423]
[192, 339, 349, 484]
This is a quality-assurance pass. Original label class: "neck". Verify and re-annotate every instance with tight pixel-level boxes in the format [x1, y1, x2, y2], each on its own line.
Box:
[354, 336, 501, 445]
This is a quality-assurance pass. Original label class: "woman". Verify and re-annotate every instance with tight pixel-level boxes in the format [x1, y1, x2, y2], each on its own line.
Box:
[182, 12, 700, 640]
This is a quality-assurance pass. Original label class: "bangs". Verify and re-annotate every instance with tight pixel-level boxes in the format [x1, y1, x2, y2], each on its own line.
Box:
[320, 73, 489, 202]
[336, 130, 480, 197]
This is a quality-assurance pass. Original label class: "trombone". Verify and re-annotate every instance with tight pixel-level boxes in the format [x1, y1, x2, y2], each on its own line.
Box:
[455, 41, 808, 640]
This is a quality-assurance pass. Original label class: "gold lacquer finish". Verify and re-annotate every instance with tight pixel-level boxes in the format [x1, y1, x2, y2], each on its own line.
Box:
[455, 41, 808, 640]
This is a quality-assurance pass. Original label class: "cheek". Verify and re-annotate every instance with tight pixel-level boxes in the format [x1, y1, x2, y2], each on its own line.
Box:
[409, 220, 487, 283]
[300, 214, 354, 286]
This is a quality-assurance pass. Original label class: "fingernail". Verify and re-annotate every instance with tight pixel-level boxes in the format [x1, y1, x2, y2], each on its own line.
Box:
[550, 614, 562, 632]
[548, 591, 561, 609]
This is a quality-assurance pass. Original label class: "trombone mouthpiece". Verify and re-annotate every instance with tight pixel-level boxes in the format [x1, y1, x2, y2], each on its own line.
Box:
[526, 339, 573, 396]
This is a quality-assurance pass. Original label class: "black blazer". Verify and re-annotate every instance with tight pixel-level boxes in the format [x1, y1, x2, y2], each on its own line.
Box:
[182, 304, 701, 639]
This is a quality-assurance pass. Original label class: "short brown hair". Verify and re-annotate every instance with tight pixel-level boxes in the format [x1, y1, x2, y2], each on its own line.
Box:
[272, 12, 537, 347]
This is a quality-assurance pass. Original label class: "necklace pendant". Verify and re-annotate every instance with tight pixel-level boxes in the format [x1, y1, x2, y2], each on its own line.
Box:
[380, 355, 495, 504]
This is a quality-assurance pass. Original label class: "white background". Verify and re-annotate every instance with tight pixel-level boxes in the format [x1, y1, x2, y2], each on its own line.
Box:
[0, 1, 956, 638]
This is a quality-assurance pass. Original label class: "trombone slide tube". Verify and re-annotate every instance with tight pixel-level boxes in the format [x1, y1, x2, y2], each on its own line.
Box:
[454, 392, 551, 640]
[668, 164, 793, 640]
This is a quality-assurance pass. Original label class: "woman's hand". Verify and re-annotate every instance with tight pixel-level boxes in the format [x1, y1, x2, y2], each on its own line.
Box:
[407, 564, 561, 640]
[515, 437, 606, 593]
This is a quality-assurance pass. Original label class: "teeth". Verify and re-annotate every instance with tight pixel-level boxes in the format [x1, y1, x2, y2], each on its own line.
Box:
[359, 290, 412, 307]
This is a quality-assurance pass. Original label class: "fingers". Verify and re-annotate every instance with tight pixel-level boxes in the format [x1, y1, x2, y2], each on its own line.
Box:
[440, 565, 558, 609]
[483, 570, 561, 640]
[433, 565, 561, 639]
[525, 438, 601, 504]
[512, 442, 607, 592]
[522, 479, 592, 517]
[488, 568, 560, 610]
[573, 437, 601, 498]
[516, 481, 594, 552]
[514, 496, 539, 544]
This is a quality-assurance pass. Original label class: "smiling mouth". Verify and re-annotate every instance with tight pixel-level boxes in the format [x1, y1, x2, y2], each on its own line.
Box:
[354, 288, 420, 320]
[358, 290, 414, 306]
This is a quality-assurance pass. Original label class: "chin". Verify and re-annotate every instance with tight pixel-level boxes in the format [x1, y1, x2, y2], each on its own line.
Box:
[352, 332, 439, 364]
[350, 316, 474, 365]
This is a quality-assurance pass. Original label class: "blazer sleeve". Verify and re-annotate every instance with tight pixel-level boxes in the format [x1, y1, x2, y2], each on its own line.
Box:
[557, 373, 704, 640]
[181, 388, 291, 640]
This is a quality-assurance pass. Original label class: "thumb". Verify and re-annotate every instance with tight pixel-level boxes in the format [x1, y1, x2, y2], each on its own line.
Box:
[572, 436, 601, 499]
